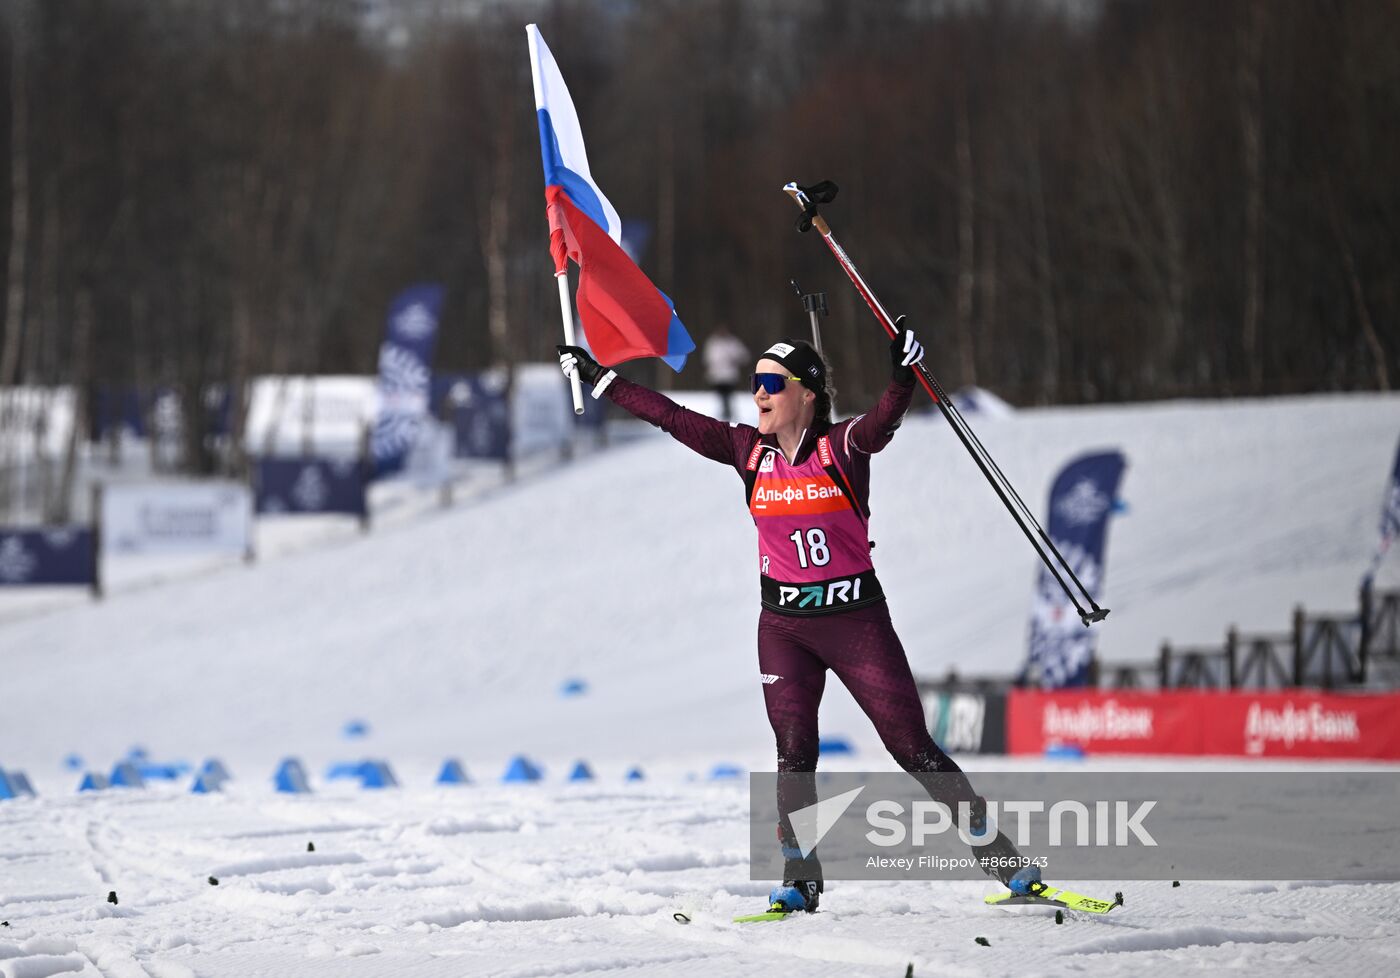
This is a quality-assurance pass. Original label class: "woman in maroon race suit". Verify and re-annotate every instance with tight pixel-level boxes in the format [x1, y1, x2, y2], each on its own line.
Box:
[559, 322, 1036, 913]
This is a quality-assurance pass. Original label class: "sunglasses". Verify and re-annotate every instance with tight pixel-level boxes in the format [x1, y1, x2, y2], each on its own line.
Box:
[751, 373, 802, 395]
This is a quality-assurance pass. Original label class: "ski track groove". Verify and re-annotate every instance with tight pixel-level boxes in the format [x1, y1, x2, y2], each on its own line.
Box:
[5, 787, 1400, 975]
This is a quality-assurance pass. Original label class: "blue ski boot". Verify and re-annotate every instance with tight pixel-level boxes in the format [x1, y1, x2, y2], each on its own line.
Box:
[964, 796, 1042, 894]
[768, 879, 822, 914]
[1008, 864, 1042, 896]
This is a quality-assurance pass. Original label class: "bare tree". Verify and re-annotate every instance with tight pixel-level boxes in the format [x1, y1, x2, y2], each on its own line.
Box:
[0, 0, 28, 390]
[1238, 0, 1265, 393]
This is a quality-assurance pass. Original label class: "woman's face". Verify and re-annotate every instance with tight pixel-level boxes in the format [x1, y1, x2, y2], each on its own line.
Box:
[753, 357, 815, 434]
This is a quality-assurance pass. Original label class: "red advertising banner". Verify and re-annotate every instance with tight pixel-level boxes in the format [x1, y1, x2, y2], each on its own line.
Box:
[1008, 690, 1400, 760]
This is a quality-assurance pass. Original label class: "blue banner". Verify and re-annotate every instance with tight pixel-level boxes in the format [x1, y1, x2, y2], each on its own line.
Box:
[93, 386, 147, 439]
[254, 458, 367, 517]
[371, 284, 445, 478]
[0, 527, 96, 587]
[432, 374, 512, 461]
[1364, 434, 1400, 584]
[1023, 451, 1127, 688]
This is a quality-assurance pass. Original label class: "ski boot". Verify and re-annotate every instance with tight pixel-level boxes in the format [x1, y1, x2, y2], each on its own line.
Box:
[1007, 864, 1042, 896]
[768, 879, 822, 914]
[964, 797, 1041, 893]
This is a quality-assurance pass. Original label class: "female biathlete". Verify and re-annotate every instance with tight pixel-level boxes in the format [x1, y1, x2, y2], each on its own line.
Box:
[558, 323, 1038, 914]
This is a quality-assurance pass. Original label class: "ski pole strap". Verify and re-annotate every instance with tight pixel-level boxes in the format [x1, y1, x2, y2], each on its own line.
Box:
[816, 435, 867, 520]
[785, 181, 838, 234]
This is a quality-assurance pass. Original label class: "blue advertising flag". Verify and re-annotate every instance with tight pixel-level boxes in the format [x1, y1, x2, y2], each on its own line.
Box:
[1363, 434, 1400, 584]
[0, 527, 97, 587]
[371, 284, 445, 477]
[1023, 451, 1127, 689]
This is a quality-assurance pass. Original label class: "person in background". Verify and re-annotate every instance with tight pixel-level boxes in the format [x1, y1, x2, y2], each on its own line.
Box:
[702, 324, 751, 422]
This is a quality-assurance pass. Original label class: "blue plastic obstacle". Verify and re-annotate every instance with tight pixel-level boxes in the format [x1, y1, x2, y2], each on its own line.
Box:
[625, 766, 645, 782]
[137, 762, 188, 781]
[567, 760, 595, 782]
[818, 736, 854, 756]
[192, 758, 231, 794]
[0, 769, 16, 801]
[436, 759, 471, 785]
[9, 771, 35, 796]
[78, 772, 109, 792]
[110, 761, 145, 789]
[709, 763, 744, 780]
[502, 755, 543, 783]
[359, 760, 398, 789]
[326, 761, 366, 781]
[200, 758, 231, 782]
[274, 758, 312, 794]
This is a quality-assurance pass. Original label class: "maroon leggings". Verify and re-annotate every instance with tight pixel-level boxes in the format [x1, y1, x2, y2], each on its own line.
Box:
[759, 602, 969, 775]
[759, 602, 981, 874]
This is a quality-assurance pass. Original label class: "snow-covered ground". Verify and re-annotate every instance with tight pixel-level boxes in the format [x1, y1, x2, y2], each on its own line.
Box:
[3, 766, 1400, 977]
[2, 391, 1400, 975]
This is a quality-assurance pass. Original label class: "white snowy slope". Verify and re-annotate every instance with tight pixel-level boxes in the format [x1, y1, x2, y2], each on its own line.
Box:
[2, 391, 1398, 770]
[1, 391, 1399, 976]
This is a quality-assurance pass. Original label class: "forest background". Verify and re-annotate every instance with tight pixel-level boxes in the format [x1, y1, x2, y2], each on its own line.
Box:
[0, 0, 1395, 491]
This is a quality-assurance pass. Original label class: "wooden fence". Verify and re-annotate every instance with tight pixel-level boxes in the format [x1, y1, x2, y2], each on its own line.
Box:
[1106, 586, 1400, 691]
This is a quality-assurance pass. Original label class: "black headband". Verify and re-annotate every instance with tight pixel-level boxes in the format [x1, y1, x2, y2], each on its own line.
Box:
[761, 340, 825, 393]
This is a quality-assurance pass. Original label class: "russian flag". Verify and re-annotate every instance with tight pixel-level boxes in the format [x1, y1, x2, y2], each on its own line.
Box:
[527, 24, 694, 372]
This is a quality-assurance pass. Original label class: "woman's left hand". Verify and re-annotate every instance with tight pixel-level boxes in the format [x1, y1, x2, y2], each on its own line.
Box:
[889, 316, 924, 383]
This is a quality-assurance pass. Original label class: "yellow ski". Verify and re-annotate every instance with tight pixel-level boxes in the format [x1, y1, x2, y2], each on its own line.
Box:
[985, 884, 1121, 915]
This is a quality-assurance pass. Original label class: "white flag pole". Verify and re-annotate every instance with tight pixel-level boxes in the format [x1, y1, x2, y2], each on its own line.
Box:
[528, 26, 585, 416]
[555, 272, 585, 415]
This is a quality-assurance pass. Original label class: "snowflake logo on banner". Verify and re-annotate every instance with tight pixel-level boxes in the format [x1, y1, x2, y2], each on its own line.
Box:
[378, 345, 425, 397]
[0, 536, 37, 583]
[43, 527, 79, 549]
[1037, 629, 1094, 688]
[1028, 541, 1101, 687]
[1054, 478, 1111, 527]
[449, 381, 474, 408]
[151, 390, 182, 436]
[480, 369, 509, 396]
[372, 413, 421, 459]
[292, 465, 329, 512]
[393, 302, 436, 343]
[377, 345, 430, 396]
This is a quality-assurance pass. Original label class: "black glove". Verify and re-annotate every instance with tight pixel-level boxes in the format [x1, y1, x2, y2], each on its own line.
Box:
[889, 315, 924, 384]
[557, 345, 607, 387]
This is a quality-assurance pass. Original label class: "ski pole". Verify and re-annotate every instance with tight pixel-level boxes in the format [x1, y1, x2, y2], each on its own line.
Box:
[791, 279, 836, 417]
[782, 181, 1108, 627]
